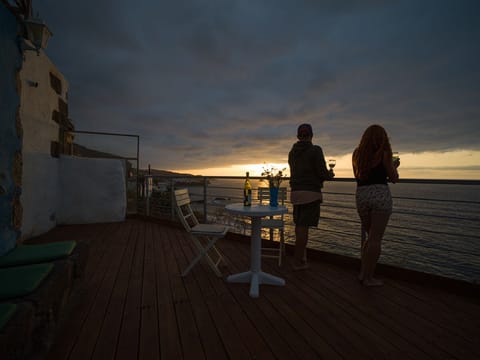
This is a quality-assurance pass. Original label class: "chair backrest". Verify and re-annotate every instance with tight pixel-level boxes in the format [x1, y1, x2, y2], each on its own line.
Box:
[174, 188, 199, 232]
[258, 187, 287, 205]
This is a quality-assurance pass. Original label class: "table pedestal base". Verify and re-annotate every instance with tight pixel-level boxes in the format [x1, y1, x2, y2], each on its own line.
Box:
[227, 271, 285, 298]
[224, 205, 288, 298]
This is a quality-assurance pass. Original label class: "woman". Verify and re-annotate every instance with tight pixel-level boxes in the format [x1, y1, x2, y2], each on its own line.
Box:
[352, 125, 399, 286]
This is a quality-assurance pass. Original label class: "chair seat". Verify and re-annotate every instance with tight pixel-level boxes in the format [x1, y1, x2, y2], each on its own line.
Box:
[261, 219, 284, 229]
[191, 223, 228, 236]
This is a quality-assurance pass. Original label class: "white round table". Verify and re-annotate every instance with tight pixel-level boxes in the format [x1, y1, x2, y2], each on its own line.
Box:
[225, 203, 288, 298]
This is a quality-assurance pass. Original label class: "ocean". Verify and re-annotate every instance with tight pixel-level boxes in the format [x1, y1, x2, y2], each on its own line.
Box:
[190, 179, 480, 284]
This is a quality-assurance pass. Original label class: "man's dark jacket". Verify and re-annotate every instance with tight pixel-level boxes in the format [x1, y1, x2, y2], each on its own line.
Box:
[288, 140, 331, 192]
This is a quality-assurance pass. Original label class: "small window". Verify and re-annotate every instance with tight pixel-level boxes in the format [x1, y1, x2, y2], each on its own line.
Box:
[58, 98, 68, 117]
[49, 72, 62, 95]
[52, 110, 60, 124]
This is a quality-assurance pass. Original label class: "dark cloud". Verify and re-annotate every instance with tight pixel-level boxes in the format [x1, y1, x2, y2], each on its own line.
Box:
[35, 0, 480, 171]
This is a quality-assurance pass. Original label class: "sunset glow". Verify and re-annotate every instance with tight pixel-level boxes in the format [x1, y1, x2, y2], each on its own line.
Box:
[174, 150, 480, 180]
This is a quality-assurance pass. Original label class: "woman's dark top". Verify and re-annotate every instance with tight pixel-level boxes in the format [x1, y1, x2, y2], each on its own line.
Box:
[357, 163, 388, 186]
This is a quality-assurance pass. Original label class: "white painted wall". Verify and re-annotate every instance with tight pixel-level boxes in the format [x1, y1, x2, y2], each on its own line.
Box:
[21, 154, 127, 238]
[21, 153, 59, 239]
[57, 156, 126, 224]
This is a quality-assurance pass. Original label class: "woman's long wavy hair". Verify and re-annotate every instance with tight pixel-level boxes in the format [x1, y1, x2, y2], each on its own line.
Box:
[352, 124, 392, 181]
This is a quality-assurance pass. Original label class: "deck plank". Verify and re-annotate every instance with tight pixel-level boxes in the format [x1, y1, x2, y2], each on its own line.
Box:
[190, 238, 279, 360]
[222, 237, 329, 360]
[39, 218, 480, 360]
[69, 223, 131, 360]
[115, 221, 144, 360]
[305, 262, 444, 359]
[91, 222, 136, 360]
[166, 228, 206, 360]
[315, 259, 478, 359]
[139, 221, 161, 360]
[391, 279, 480, 334]
[152, 225, 183, 359]
[170, 226, 230, 359]
[44, 223, 116, 360]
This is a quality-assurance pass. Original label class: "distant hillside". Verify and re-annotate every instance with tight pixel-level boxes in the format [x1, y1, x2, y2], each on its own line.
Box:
[139, 168, 197, 177]
[72, 143, 123, 159]
[71, 143, 196, 178]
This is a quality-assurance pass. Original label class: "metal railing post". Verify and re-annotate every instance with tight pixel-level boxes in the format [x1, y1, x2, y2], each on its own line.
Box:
[203, 177, 208, 222]
[135, 135, 140, 214]
[170, 178, 176, 221]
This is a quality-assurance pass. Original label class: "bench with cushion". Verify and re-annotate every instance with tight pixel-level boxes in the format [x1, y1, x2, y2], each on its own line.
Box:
[0, 303, 17, 331]
[0, 241, 76, 268]
[0, 263, 54, 300]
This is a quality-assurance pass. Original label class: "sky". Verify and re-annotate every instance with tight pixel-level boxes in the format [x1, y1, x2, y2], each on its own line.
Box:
[33, 0, 480, 179]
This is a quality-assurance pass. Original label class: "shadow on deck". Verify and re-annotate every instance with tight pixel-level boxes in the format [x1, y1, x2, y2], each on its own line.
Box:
[28, 218, 480, 359]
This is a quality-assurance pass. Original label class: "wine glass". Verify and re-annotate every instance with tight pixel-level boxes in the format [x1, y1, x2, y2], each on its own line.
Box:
[328, 159, 336, 170]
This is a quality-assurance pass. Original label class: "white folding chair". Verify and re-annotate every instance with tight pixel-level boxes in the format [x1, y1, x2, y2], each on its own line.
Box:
[174, 188, 228, 277]
[258, 187, 287, 266]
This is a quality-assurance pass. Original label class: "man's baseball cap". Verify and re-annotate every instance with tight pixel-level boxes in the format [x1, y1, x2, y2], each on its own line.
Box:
[297, 123, 313, 137]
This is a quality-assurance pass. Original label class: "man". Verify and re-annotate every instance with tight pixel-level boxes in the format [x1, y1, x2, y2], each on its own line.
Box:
[288, 123, 334, 270]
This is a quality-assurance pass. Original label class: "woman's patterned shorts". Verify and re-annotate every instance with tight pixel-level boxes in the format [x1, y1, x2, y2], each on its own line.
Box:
[355, 184, 392, 221]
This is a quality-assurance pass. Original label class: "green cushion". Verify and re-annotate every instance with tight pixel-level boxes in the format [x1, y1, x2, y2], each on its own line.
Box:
[0, 241, 76, 268]
[0, 263, 54, 300]
[0, 303, 17, 331]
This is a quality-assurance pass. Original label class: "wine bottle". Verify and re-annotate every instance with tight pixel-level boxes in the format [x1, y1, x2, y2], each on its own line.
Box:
[243, 172, 252, 206]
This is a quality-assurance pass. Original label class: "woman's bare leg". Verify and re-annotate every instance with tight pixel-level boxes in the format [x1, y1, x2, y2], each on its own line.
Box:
[358, 218, 371, 281]
[362, 212, 390, 286]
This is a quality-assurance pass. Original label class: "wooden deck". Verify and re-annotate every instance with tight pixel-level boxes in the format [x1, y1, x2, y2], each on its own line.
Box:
[32, 218, 479, 359]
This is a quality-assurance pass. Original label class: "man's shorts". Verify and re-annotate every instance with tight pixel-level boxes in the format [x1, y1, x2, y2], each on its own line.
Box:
[293, 200, 321, 227]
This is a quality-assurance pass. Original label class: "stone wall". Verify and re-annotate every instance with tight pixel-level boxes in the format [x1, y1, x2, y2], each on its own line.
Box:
[0, 3, 23, 255]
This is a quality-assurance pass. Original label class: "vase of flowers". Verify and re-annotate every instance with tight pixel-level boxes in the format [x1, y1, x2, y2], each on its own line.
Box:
[261, 166, 287, 207]
[269, 187, 279, 207]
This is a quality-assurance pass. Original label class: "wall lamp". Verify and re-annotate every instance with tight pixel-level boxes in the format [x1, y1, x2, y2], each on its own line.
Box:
[20, 18, 52, 55]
